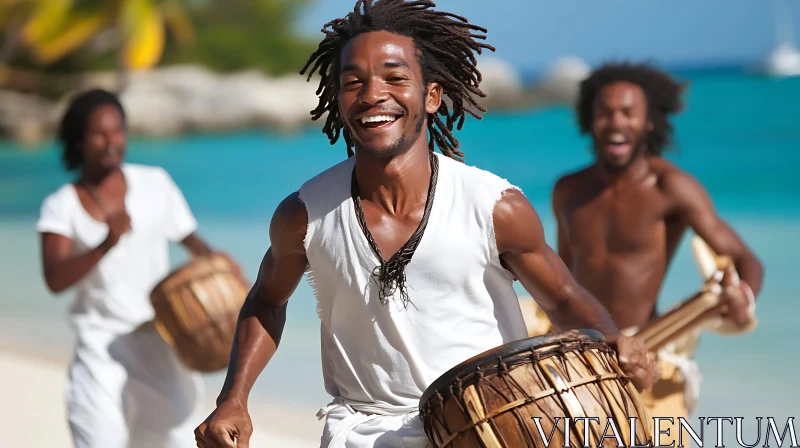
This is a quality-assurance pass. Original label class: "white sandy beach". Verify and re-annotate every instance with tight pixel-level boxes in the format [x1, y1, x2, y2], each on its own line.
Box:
[0, 345, 324, 448]
[0, 217, 796, 448]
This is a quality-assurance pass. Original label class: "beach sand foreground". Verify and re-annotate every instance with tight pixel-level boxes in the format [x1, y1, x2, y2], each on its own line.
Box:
[0, 348, 324, 448]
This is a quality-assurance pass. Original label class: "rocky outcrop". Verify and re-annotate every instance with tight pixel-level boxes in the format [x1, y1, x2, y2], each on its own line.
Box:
[0, 65, 325, 146]
[116, 67, 324, 137]
[474, 56, 526, 110]
[0, 57, 591, 146]
[530, 56, 592, 105]
[0, 90, 57, 146]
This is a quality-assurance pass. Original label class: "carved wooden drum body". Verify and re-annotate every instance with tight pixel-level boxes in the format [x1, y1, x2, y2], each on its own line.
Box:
[150, 254, 249, 372]
[419, 330, 652, 448]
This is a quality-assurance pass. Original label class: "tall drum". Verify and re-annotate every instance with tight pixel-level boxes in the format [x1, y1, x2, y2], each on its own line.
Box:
[150, 253, 249, 372]
[419, 330, 652, 448]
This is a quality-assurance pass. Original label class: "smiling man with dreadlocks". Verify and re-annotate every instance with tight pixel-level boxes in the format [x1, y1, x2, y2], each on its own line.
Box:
[195, 2, 655, 447]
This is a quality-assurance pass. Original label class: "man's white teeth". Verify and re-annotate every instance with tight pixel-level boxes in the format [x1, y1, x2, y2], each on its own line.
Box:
[360, 115, 396, 124]
[609, 133, 626, 144]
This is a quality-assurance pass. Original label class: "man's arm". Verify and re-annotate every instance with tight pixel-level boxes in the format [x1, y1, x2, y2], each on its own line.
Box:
[494, 188, 656, 391]
[665, 170, 764, 297]
[551, 179, 573, 271]
[41, 233, 111, 294]
[494, 188, 617, 338]
[40, 207, 131, 294]
[180, 233, 248, 285]
[180, 233, 214, 257]
[215, 192, 309, 407]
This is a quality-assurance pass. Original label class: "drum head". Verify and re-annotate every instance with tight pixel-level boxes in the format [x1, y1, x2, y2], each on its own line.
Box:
[420, 329, 605, 406]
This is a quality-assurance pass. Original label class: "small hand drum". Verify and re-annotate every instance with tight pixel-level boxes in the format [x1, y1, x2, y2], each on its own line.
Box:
[150, 253, 249, 372]
[419, 330, 652, 448]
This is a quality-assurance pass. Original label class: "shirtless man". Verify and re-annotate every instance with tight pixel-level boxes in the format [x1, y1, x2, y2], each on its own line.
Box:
[552, 62, 764, 433]
[194, 2, 656, 447]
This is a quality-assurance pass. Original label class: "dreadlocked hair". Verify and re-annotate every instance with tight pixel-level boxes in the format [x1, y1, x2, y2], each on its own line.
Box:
[58, 88, 125, 172]
[299, 0, 495, 161]
[576, 61, 688, 156]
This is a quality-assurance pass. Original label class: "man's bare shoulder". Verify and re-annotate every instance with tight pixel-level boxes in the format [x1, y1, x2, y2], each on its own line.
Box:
[270, 192, 309, 253]
[554, 165, 595, 191]
[273, 191, 307, 220]
[552, 165, 596, 208]
[493, 188, 544, 255]
[494, 188, 533, 221]
[648, 157, 705, 198]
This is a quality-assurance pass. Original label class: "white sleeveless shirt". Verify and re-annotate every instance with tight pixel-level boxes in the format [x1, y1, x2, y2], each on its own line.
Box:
[298, 152, 528, 416]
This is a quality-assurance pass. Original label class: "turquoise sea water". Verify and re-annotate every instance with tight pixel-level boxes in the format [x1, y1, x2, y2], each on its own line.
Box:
[1, 70, 797, 436]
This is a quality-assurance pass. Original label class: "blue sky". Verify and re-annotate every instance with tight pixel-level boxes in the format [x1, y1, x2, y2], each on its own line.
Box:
[295, 0, 800, 75]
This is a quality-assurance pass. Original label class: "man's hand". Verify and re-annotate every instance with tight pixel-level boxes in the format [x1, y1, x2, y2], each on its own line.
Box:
[103, 209, 131, 248]
[195, 400, 253, 448]
[195, 192, 308, 448]
[609, 334, 658, 392]
[718, 265, 756, 326]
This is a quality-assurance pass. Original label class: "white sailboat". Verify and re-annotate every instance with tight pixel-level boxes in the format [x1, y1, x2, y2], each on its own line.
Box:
[762, 0, 800, 77]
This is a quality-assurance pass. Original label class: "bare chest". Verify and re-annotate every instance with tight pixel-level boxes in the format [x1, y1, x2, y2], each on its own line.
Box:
[358, 202, 426, 263]
[563, 186, 670, 256]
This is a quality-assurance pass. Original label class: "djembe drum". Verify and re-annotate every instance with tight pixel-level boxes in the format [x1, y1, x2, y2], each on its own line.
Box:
[150, 253, 249, 372]
[419, 330, 652, 448]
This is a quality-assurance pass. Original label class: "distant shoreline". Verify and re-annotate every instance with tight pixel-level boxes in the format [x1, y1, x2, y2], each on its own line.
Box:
[0, 63, 778, 150]
[0, 57, 596, 147]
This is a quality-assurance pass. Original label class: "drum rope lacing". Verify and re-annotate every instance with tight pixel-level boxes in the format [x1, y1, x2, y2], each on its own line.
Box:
[420, 340, 634, 447]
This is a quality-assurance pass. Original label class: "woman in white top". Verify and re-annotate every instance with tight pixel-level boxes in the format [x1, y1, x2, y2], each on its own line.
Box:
[36, 89, 242, 448]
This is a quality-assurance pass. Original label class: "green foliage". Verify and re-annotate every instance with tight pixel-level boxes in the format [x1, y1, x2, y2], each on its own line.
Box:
[159, 0, 318, 75]
[2, 0, 319, 76]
